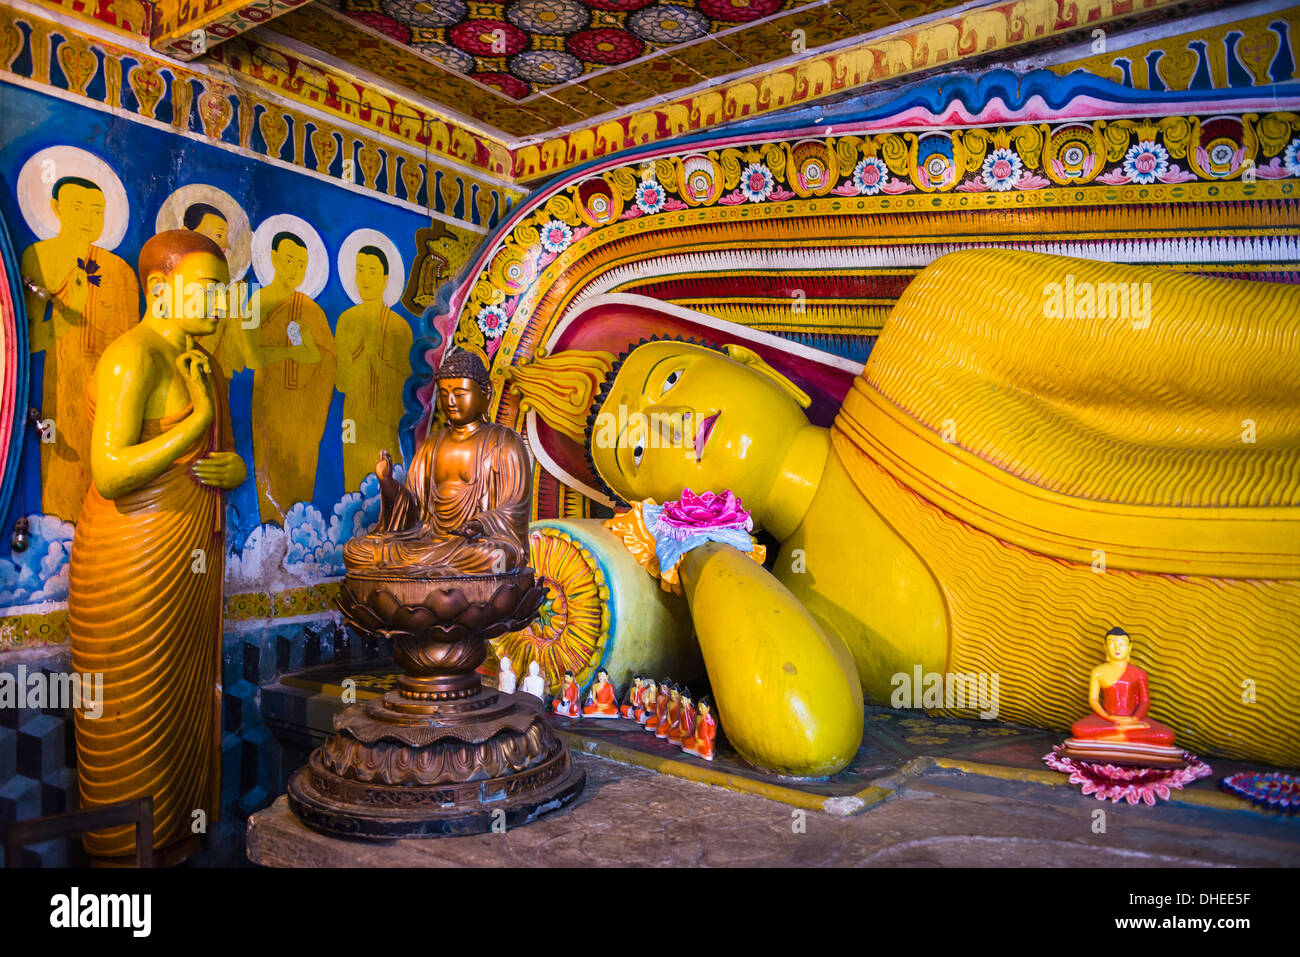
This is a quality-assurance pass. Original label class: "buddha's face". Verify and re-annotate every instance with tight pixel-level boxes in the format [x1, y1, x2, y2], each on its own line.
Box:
[437, 377, 488, 425]
[1105, 632, 1131, 662]
[270, 238, 308, 290]
[500, 656, 511, 671]
[528, 662, 540, 676]
[149, 251, 231, 337]
[194, 213, 228, 250]
[51, 183, 105, 245]
[356, 252, 387, 302]
[590, 342, 809, 517]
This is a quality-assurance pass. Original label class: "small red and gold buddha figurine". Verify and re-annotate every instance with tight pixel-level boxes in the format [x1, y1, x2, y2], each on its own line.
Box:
[553, 671, 581, 718]
[621, 676, 644, 719]
[656, 686, 682, 741]
[583, 668, 619, 718]
[669, 688, 695, 746]
[1061, 628, 1186, 768]
[683, 697, 717, 761]
[646, 679, 671, 732]
[638, 679, 658, 726]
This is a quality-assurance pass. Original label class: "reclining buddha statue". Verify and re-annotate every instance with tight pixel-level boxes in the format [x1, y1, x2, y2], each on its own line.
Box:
[580, 249, 1299, 773]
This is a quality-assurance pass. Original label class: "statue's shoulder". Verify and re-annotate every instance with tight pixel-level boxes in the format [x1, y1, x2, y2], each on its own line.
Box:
[484, 420, 528, 452]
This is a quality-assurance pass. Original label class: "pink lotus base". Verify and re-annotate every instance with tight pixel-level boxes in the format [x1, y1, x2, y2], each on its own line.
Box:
[1043, 746, 1212, 805]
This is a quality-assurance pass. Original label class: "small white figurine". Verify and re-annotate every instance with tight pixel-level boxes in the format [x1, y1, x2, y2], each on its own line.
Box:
[521, 661, 546, 700]
[498, 655, 517, 695]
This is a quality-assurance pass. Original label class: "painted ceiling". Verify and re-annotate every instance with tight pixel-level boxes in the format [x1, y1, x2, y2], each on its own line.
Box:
[25, 0, 1243, 185]
[259, 0, 976, 130]
[322, 0, 905, 101]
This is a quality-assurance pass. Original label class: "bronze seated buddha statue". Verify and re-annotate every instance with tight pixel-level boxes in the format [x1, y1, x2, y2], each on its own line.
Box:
[291, 349, 584, 838]
[343, 348, 530, 579]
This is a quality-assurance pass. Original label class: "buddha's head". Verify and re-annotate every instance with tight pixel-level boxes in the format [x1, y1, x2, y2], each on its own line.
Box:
[183, 202, 229, 251]
[698, 696, 711, 716]
[269, 231, 308, 290]
[596, 669, 609, 685]
[588, 340, 812, 520]
[51, 176, 106, 246]
[1104, 627, 1132, 663]
[139, 229, 230, 337]
[500, 656, 512, 672]
[435, 349, 493, 426]
[528, 661, 540, 677]
[355, 245, 389, 303]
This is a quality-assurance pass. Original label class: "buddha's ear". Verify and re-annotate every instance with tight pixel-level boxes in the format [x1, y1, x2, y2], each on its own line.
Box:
[722, 344, 811, 409]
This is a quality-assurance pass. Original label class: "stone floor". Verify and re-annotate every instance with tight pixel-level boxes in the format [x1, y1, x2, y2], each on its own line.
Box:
[246, 752, 1300, 867]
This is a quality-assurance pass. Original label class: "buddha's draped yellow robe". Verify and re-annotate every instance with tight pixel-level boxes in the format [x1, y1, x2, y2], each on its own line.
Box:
[829, 249, 1300, 766]
[68, 368, 230, 858]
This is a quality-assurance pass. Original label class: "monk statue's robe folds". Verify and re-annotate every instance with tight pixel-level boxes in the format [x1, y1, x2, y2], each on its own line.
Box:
[343, 420, 530, 576]
[68, 370, 229, 857]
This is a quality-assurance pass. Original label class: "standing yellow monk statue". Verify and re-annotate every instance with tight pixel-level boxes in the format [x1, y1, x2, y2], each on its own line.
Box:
[68, 229, 246, 863]
[343, 348, 529, 577]
[22, 175, 140, 522]
[238, 231, 336, 523]
[335, 245, 413, 492]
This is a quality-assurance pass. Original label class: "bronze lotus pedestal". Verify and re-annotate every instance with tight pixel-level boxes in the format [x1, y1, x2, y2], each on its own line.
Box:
[287, 568, 586, 838]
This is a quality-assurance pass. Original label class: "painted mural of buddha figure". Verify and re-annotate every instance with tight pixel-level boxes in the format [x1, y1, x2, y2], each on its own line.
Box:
[342, 349, 530, 578]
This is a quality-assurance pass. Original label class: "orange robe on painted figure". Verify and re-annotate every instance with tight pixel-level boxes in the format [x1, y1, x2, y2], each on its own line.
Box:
[621, 677, 644, 719]
[1062, 628, 1184, 767]
[638, 681, 658, 726]
[670, 694, 694, 746]
[583, 670, 619, 717]
[656, 688, 681, 740]
[684, 704, 717, 761]
[646, 683, 670, 732]
[554, 674, 580, 717]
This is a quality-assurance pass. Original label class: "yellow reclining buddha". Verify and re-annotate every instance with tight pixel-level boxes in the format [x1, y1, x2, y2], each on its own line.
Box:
[584, 248, 1300, 770]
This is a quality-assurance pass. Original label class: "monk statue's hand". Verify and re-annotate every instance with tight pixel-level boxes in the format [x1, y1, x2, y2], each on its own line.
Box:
[193, 451, 247, 490]
[177, 339, 214, 428]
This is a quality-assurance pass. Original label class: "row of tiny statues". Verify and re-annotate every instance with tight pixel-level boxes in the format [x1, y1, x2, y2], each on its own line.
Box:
[511, 665, 717, 761]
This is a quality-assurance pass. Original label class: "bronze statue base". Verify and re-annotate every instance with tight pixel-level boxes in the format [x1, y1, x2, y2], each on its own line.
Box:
[288, 568, 585, 839]
[288, 687, 585, 839]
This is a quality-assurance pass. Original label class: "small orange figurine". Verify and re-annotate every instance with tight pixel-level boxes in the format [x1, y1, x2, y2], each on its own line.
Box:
[656, 685, 681, 741]
[637, 679, 658, 725]
[683, 696, 717, 761]
[553, 670, 581, 718]
[1061, 628, 1185, 768]
[621, 676, 644, 719]
[583, 668, 619, 718]
[646, 679, 671, 732]
[669, 688, 695, 746]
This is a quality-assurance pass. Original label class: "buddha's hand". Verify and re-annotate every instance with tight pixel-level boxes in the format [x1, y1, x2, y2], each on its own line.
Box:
[1112, 716, 1143, 727]
[177, 342, 214, 429]
[459, 519, 484, 542]
[193, 451, 247, 490]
